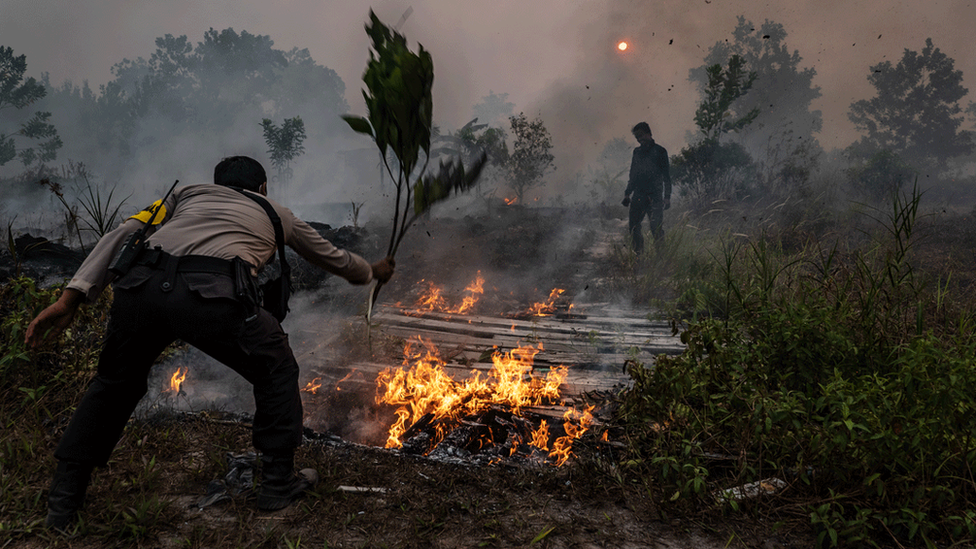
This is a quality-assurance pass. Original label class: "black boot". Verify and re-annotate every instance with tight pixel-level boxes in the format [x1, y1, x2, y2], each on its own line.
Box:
[46, 461, 93, 532]
[257, 453, 318, 511]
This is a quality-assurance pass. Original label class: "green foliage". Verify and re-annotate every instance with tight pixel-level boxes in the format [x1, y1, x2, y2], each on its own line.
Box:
[36, 164, 130, 253]
[39, 28, 346, 181]
[694, 17, 823, 152]
[342, 10, 435, 258]
[506, 112, 554, 203]
[846, 149, 918, 202]
[342, 10, 434, 183]
[0, 46, 63, 168]
[76, 176, 131, 239]
[613, 187, 976, 547]
[848, 38, 974, 173]
[261, 116, 307, 183]
[693, 54, 759, 141]
[671, 54, 759, 209]
[433, 118, 508, 168]
[341, 11, 487, 333]
[670, 139, 754, 209]
[412, 153, 488, 218]
[342, 11, 487, 264]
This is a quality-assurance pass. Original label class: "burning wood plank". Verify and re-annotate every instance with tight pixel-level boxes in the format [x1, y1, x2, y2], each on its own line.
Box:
[371, 336, 599, 466]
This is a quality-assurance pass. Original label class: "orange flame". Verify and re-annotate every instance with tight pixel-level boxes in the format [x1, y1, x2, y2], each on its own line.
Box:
[375, 337, 591, 465]
[454, 273, 485, 314]
[301, 377, 322, 394]
[530, 419, 550, 450]
[527, 288, 565, 316]
[409, 273, 485, 315]
[335, 371, 358, 392]
[168, 367, 187, 393]
[549, 406, 595, 466]
[504, 197, 517, 205]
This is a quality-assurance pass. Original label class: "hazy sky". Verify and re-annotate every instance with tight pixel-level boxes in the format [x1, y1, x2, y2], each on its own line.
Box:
[2, 0, 973, 176]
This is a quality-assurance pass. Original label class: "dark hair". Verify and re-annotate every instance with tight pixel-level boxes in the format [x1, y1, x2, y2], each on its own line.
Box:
[632, 122, 651, 136]
[213, 156, 267, 192]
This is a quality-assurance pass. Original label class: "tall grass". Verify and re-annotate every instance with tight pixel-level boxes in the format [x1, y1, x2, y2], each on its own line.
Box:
[613, 187, 976, 547]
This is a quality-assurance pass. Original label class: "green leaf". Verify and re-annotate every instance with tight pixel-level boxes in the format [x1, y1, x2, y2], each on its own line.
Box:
[412, 151, 488, 216]
[341, 115, 374, 138]
[529, 526, 555, 544]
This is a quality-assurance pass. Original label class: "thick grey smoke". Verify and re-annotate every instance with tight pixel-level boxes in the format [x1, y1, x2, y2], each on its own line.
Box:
[3, 0, 974, 201]
[5, 0, 975, 444]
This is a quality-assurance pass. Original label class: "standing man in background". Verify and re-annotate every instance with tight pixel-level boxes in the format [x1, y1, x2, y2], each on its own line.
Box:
[622, 122, 671, 255]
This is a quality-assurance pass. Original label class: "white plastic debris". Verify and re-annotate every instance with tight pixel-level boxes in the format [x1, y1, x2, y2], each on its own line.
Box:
[338, 485, 388, 494]
[713, 477, 787, 503]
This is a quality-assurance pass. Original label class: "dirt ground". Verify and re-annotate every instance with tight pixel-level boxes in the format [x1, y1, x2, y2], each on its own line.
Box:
[14, 412, 806, 549]
[8, 204, 817, 548]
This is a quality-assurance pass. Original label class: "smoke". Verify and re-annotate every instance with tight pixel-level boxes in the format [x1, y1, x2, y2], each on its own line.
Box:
[7, 0, 976, 446]
[5, 0, 975, 210]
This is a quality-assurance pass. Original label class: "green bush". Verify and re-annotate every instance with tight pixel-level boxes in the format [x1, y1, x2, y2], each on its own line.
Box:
[614, 187, 976, 547]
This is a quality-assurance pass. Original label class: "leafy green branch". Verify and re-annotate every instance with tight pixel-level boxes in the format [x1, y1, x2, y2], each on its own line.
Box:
[341, 11, 486, 325]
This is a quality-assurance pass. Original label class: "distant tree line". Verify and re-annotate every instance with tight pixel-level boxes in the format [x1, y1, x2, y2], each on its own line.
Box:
[2, 28, 346, 191]
[3, 18, 975, 214]
[672, 17, 974, 207]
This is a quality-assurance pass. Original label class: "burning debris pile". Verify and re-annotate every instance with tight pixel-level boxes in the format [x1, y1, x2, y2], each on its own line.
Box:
[144, 264, 680, 469]
[375, 337, 595, 466]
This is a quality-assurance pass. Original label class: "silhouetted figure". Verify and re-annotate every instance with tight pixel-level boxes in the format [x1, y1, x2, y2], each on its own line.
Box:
[622, 122, 671, 254]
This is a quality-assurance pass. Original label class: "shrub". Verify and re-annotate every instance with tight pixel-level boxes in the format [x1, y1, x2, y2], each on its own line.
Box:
[613, 187, 976, 547]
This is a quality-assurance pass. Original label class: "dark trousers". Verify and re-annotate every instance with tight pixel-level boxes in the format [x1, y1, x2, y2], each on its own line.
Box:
[628, 193, 664, 254]
[54, 266, 303, 467]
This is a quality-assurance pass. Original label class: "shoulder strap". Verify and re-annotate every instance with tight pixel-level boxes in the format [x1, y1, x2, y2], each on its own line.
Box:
[231, 188, 291, 280]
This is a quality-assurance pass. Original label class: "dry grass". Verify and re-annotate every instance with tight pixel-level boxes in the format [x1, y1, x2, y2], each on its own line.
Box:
[7, 409, 787, 549]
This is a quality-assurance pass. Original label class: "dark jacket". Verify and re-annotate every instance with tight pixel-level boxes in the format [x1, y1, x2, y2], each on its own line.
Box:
[625, 141, 671, 201]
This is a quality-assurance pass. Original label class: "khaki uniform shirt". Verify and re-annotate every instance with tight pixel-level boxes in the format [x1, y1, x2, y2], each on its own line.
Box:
[68, 184, 373, 303]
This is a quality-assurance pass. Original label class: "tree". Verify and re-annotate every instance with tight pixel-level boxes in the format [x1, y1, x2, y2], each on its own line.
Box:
[261, 116, 307, 185]
[693, 17, 822, 151]
[693, 18, 822, 194]
[471, 91, 515, 128]
[40, 28, 348, 181]
[0, 46, 62, 169]
[506, 112, 554, 203]
[848, 38, 973, 174]
[693, 54, 759, 141]
[435, 118, 508, 169]
[846, 149, 917, 202]
[672, 55, 758, 208]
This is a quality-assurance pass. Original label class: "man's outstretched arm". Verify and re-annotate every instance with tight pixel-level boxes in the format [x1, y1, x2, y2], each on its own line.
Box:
[25, 288, 86, 350]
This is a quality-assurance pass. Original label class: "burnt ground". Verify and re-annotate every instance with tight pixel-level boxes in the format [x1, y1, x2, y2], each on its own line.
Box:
[5, 203, 816, 548]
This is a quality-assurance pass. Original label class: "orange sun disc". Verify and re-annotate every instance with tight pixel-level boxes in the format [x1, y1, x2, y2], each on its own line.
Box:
[617, 41, 628, 51]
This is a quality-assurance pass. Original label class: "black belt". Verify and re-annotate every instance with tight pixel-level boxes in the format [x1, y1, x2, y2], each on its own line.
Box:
[134, 248, 238, 293]
[136, 250, 235, 275]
